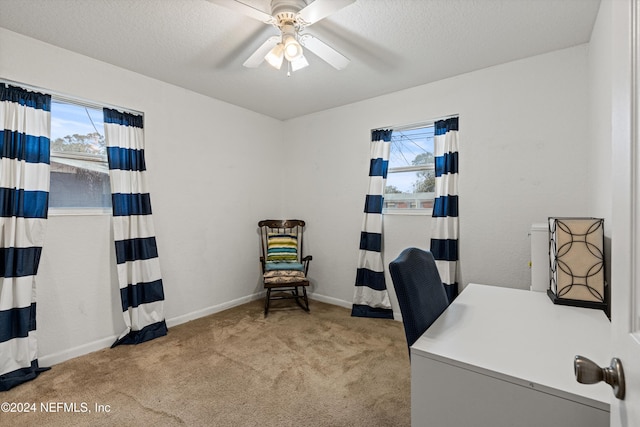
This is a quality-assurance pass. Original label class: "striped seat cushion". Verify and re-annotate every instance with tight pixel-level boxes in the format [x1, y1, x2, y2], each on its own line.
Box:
[267, 233, 298, 262]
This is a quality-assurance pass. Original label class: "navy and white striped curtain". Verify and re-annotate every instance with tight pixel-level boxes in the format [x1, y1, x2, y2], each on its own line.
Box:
[430, 117, 459, 302]
[104, 108, 167, 347]
[351, 129, 394, 319]
[0, 84, 51, 390]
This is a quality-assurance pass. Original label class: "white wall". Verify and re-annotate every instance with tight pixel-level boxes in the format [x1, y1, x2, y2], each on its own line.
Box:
[0, 28, 285, 363]
[0, 26, 596, 361]
[284, 46, 592, 313]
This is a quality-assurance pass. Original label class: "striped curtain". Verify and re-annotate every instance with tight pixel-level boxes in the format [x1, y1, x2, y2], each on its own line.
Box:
[351, 129, 394, 319]
[0, 84, 51, 390]
[430, 117, 459, 302]
[104, 108, 167, 347]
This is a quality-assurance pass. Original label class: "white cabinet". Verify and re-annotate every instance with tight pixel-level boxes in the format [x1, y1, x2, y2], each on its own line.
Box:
[410, 284, 611, 427]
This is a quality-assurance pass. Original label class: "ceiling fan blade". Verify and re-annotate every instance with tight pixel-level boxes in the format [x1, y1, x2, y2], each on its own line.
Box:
[297, 0, 356, 26]
[300, 34, 350, 70]
[208, 0, 274, 24]
[243, 36, 280, 68]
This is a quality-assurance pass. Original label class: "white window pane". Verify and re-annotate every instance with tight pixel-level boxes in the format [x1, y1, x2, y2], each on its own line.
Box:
[384, 123, 435, 213]
[49, 100, 111, 209]
[389, 126, 435, 169]
[386, 170, 435, 194]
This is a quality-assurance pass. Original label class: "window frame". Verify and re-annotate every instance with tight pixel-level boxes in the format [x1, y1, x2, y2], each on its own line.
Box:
[48, 97, 112, 215]
[383, 122, 436, 216]
[0, 79, 143, 216]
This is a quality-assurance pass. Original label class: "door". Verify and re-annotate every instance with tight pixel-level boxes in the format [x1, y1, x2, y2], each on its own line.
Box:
[610, 0, 640, 425]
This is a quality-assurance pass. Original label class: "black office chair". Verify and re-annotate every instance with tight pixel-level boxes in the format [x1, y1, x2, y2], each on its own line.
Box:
[389, 247, 450, 356]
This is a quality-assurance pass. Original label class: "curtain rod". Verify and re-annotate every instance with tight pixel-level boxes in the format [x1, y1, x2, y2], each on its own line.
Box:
[375, 113, 459, 132]
[0, 77, 143, 116]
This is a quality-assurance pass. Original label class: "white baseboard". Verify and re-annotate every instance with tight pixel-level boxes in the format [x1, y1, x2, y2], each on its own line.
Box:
[39, 335, 119, 367]
[40, 292, 266, 367]
[308, 292, 352, 309]
[165, 291, 264, 328]
[39, 291, 400, 367]
[309, 293, 403, 322]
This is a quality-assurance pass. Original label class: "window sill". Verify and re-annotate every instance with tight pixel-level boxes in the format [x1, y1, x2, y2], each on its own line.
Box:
[383, 209, 433, 216]
[49, 208, 112, 217]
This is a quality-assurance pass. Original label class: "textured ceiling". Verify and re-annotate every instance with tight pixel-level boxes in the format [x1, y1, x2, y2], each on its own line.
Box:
[0, 0, 601, 120]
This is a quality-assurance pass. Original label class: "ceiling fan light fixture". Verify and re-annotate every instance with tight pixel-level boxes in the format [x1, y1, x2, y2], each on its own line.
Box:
[265, 43, 285, 69]
[217, 0, 355, 73]
[283, 34, 303, 61]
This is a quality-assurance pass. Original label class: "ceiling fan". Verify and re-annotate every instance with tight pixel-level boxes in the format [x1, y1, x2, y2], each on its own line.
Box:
[210, 0, 355, 74]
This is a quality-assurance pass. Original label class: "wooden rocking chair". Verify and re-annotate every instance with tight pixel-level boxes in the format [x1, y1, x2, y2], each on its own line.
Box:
[258, 219, 312, 316]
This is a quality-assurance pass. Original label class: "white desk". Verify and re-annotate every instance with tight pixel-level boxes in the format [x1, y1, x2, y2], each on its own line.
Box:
[410, 283, 612, 427]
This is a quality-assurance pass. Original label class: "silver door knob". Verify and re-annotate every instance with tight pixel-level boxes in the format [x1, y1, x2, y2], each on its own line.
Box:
[574, 355, 625, 400]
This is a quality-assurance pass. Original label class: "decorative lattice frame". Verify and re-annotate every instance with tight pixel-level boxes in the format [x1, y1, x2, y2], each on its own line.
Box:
[548, 217, 607, 311]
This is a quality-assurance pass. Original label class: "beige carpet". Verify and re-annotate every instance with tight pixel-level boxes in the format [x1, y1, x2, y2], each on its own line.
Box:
[2, 300, 410, 426]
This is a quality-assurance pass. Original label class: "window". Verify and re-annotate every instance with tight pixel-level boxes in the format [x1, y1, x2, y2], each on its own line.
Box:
[384, 124, 435, 214]
[49, 99, 111, 210]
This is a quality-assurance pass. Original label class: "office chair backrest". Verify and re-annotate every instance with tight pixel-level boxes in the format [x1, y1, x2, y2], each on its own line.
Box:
[389, 247, 450, 353]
